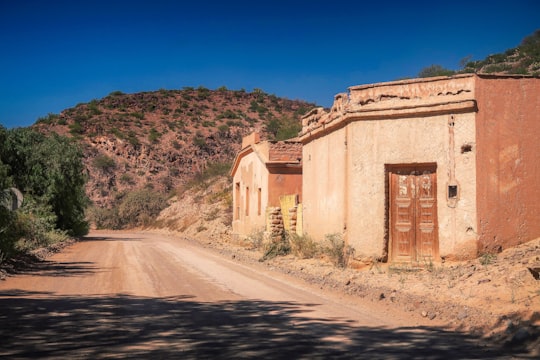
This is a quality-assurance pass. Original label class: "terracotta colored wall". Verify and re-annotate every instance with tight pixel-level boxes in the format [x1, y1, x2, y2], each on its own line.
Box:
[268, 170, 302, 207]
[475, 77, 540, 252]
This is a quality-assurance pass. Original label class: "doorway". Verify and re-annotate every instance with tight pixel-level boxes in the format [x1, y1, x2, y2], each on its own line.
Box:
[388, 164, 439, 263]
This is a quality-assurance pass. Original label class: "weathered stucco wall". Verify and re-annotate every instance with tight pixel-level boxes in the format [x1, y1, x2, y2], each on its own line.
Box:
[302, 127, 347, 240]
[346, 112, 478, 260]
[301, 75, 481, 261]
[475, 76, 540, 252]
[232, 151, 268, 237]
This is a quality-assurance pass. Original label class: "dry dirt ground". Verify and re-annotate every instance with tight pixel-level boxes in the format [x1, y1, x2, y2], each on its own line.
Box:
[158, 229, 540, 355]
[152, 177, 540, 354]
[0, 229, 539, 357]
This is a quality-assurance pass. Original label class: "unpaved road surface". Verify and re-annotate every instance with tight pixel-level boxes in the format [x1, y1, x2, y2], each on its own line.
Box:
[0, 231, 527, 359]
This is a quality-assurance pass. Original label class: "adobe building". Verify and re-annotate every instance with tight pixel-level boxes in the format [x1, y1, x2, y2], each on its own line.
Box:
[230, 133, 302, 240]
[299, 74, 539, 263]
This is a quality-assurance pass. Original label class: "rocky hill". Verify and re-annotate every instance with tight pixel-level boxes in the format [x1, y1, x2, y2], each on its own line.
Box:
[419, 29, 540, 78]
[463, 29, 540, 75]
[34, 87, 315, 213]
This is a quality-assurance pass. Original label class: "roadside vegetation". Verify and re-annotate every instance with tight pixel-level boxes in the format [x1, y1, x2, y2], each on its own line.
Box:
[87, 188, 167, 229]
[0, 126, 89, 261]
[254, 231, 355, 269]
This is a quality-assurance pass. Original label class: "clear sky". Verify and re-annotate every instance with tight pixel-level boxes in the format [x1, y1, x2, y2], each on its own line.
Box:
[1, 0, 538, 128]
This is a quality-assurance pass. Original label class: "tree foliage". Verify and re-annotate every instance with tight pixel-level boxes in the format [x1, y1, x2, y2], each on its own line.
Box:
[0, 126, 89, 256]
[265, 115, 302, 141]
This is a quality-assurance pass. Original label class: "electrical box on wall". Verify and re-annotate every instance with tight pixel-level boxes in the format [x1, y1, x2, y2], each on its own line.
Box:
[447, 183, 459, 207]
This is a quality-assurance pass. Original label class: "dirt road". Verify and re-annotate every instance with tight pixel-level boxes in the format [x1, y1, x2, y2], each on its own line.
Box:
[0, 231, 526, 358]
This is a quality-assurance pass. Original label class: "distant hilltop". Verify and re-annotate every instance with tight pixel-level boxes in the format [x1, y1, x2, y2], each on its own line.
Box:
[33, 87, 315, 209]
[418, 29, 540, 78]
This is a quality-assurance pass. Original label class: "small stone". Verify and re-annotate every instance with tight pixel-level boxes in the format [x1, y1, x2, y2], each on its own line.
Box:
[477, 278, 491, 284]
[457, 311, 468, 320]
[421, 311, 428, 317]
[429, 313, 437, 320]
[345, 279, 351, 286]
[379, 293, 385, 300]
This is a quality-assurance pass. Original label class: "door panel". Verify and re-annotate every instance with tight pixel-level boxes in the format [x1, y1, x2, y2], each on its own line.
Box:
[390, 166, 438, 263]
[391, 174, 415, 261]
[416, 172, 437, 260]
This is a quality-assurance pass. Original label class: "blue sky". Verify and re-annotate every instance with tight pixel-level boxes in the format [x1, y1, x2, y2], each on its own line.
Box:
[1, 0, 538, 128]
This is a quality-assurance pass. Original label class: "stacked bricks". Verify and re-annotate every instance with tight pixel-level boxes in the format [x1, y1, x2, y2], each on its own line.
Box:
[265, 206, 284, 243]
[289, 206, 298, 234]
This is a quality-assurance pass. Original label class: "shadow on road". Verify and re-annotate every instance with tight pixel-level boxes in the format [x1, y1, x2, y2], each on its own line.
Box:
[80, 236, 143, 242]
[2, 256, 98, 278]
[0, 291, 531, 359]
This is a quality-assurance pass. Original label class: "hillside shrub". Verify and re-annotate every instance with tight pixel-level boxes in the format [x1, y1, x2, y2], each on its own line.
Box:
[418, 64, 456, 78]
[185, 161, 232, 191]
[127, 131, 140, 146]
[69, 121, 84, 135]
[119, 173, 135, 185]
[117, 188, 167, 227]
[92, 154, 116, 172]
[36, 113, 60, 125]
[87, 206, 122, 230]
[148, 128, 161, 143]
[130, 112, 145, 120]
[87, 100, 102, 115]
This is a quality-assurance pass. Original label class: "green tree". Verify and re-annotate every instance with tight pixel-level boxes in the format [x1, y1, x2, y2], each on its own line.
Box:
[2, 128, 89, 236]
[265, 116, 302, 141]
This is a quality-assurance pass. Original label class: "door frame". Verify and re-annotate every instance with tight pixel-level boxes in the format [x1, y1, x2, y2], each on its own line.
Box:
[386, 163, 439, 263]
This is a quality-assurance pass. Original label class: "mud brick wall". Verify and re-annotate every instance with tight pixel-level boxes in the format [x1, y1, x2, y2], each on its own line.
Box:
[269, 142, 302, 162]
[265, 207, 284, 243]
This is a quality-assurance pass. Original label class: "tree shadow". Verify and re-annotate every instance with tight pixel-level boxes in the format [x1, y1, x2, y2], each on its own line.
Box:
[2, 255, 98, 278]
[0, 291, 532, 359]
[80, 236, 143, 242]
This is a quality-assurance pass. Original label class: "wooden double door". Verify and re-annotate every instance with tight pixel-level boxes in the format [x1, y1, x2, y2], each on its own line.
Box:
[389, 165, 439, 263]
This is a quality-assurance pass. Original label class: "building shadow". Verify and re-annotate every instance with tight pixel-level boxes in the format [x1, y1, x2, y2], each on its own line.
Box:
[0, 291, 533, 359]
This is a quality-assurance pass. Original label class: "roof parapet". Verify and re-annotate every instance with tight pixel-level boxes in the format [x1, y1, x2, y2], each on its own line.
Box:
[300, 75, 478, 141]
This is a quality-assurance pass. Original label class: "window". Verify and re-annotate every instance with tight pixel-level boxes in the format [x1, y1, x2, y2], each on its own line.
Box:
[235, 182, 240, 220]
[245, 186, 249, 216]
[257, 188, 262, 216]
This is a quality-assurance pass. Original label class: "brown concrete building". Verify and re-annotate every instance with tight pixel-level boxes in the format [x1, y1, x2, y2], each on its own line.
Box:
[299, 74, 539, 263]
[230, 133, 302, 239]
